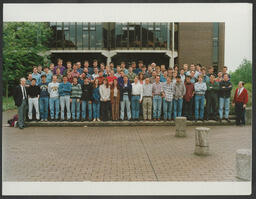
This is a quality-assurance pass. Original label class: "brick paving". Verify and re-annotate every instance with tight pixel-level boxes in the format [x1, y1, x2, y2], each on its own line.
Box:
[2, 111, 251, 182]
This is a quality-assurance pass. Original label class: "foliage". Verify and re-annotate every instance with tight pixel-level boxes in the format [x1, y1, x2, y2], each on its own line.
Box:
[3, 22, 53, 97]
[230, 59, 252, 86]
[2, 97, 16, 111]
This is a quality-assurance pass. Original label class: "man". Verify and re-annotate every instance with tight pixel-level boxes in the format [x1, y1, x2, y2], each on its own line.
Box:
[37, 65, 44, 75]
[141, 65, 149, 79]
[232, 81, 248, 126]
[55, 68, 63, 83]
[48, 75, 60, 121]
[160, 65, 166, 76]
[118, 71, 127, 87]
[71, 77, 82, 121]
[190, 71, 197, 84]
[127, 66, 136, 83]
[131, 61, 138, 74]
[71, 64, 80, 78]
[49, 63, 55, 74]
[142, 77, 153, 120]
[92, 59, 99, 71]
[76, 61, 83, 74]
[152, 75, 163, 121]
[32, 66, 41, 85]
[131, 76, 143, 120]
[92, 67, 99, 80]
[115, 66, 122, 78]
[183, 76, 194, 120]
[84, 60, 93, 75]
[107, 70, 118, 85]
[136, 60, 143, 74]
[180, 68, 186, 82]
[120, 61, 128, 74]
[219, 74, 232, 123]
[63, 61, 72, 76]
[160, 71, 168, 83]
[215, 71, 223, 83]
[119, 75, 132, 121]
[151, 62, 156, 71]
[81, 78, 93, 122]
[38, 75, 49, 121]
[43, 67, 53, 83]
[59, 76, 72, 121]
[207, 66, 216, 77]
[13, 78, 28, 129]
[173, 75, 186, 120]
[97, 70, 105, 85]
[206, 74, 219, 121]
[54, 58, 65, 75]
[146, 65, 153, 78]
[27, 78, 40, 121]
[194, 75, 207, 122]
[162, 76, 174, 121]
[26, 73, 33, 87]
[183, 64, 188, 75]
[201, 67, 210, 83]
[222, 66, 231, 79]
[150, 71, 157, 84]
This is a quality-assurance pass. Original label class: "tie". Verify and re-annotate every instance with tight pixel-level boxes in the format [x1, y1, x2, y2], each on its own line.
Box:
[238, 88, 241, 96]
[23, 86, 27, 99]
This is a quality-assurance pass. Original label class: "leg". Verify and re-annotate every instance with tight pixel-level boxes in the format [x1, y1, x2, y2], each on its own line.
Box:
[55, 98, 60, 119]
[93, 103, 96, 119]
[76, 100, 80, 120]
[178, 98, 183, 117]
[143, 99, 147, 120]
[28, 98, 33, 120]
[71, 99, 76, 119]
[88, 102, 92, 120]
[60, 97, 65, 120]
[34, 98, 40, 120]
[173, 99, 177, 119]
[39, 98, 44, 119]
[200, 96, 205, 120]
[81, 100, 86, 120]
[194, 95, 199, 120]
[44, 98, 49, 120]
[126, 97, 131, 120]
[158, 96, 162, 119]
[148, 98, 152, 120]
[120, 100, 124, 120]
[224, 98, 230, 119]
[49, 98, 54, 119]
[163, 98, 167, 120]
[18, 102, 24, 128]
[218, 97, 224, 119]
[153, 96, 157, 119]
[131, 96, 135, 119]
[66, 96, 71, 120]
[97, 103, 100, 119]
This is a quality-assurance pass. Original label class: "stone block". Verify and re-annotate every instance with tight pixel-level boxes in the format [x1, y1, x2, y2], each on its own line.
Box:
[175, 117, 187, 137]
[236, 149, 252, 181]
[245, 107, 252, 125]
[194, 127, 210, 156]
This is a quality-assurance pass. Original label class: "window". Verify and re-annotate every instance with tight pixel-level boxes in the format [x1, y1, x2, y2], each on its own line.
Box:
[212, 23, 219, 66]
[82, 22, 89, 49]
[77, 22, 83, 49]
[56, 22, 63, 49]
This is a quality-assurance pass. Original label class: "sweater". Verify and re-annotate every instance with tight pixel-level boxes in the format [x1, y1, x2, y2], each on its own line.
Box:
[71, 83, 82, 98]
[99, 84, 111, 101]
[28, 85, 40, 98]
[219, 80, 232, 98]
[48, 82, 59, 98]
[233, 87, 248, 104]
[59, 82, 72, 96]
[81, 83, 93, 101]
[184, 82, 194, 102]
[120, 82, 132, 101]
[173, 82, 186, 100]
[206, 81, 219, 97]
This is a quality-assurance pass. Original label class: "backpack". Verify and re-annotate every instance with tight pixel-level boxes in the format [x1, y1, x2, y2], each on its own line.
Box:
[7, 114, 18, 127]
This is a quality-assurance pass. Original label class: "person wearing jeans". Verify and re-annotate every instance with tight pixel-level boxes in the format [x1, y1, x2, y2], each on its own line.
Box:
[162, 77, 174, 121]
[38, 75, 49, 121]
[183, 75, 194, 120]
[92, 79, 101, 121]
[81, 78, 93, 121]
[48, 75, 60, 121]
[59, 76, 72, 121]
[152, 75, 163, 120]
[142, 78, 153, 120]
[99, 78, 111, 121]
[173, 75, 186, 120]
[71, 77, 82, 121]
[194, 75, 207, 121]
[131, 76, 143, 120]
[27, 78, 40, 121]
[218, 74, 232, 123]
[120, 75, 132, 121]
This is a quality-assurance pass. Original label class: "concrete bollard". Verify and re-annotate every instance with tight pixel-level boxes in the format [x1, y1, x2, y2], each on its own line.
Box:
[175, 117, 187, 137]
[245, 107, 252, 125]
[236, 149, 252, 181]
[194, 127, 210, 156]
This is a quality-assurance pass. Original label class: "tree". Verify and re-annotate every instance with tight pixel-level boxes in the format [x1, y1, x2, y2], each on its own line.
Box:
[230, 59, 252, 86]
[3, 22, 52, 98]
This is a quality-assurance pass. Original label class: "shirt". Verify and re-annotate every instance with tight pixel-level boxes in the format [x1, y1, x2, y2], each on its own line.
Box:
[99, 84, 110, 101]
[48, 82, 59, 98]
[194, 82, 207, 95]
[20, 85, 27, 100]
[38, 82, 49, 98]
[143, 83, 153, 97]
[152, 82, 163, 95]
[162, 82, 174, 102]
[132, 82, 143, 101]
[32, 73, 41, 85]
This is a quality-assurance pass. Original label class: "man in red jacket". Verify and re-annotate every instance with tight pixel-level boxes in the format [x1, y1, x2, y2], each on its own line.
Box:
[232, 81, 248, 126]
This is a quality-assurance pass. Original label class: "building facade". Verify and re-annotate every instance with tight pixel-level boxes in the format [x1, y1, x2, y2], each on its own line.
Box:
[49, 22, 224, 71]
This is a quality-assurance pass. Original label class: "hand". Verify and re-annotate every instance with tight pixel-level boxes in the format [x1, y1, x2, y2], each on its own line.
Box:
[222, 86, 225, 88]
[229, 85, 232, 87]
[89, 101, 92, 104]
[210, 87, 212, 88]
[243, 104, 246, 108]
[232, 103, 235, 107]
[70, 99, 72, 102]
[139, 100, 142, 103]
[77, 99, 80, 102]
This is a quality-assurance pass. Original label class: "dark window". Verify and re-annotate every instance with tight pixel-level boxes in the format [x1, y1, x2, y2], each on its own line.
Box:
[82, 22, 89, 49]
[49, 22, 57, 49]
[69, 22, 76, 49]
[154, 23, 167, 49]
[56, 22, 63, 49]
[77, 22, 83, 49]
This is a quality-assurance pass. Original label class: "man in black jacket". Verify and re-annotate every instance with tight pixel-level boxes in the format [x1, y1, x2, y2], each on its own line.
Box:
[13, 77, 28, 129]
[119, 75, 132, 121]
[218, 74, 232, 122]
[81, 78, 93, 121]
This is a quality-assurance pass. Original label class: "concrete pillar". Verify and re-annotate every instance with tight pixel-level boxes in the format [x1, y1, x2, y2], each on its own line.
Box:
[245, 107, 252, 125]
[194, 127, 210, 156]
[175, 117, 187, 137]
[101, 51, 117, 65]
[236, 149, 252, 181]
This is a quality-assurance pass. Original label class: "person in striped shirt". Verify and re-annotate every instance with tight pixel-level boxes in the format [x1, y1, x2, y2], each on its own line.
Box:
[71, 77, 82, 121]
[162, 76, 174, 121]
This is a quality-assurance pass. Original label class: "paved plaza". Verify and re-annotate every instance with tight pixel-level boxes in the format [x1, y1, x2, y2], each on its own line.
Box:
[2, 111, 251, 182]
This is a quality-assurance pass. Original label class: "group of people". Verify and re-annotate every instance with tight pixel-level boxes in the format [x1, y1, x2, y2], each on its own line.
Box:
[13, 58, 249, 129]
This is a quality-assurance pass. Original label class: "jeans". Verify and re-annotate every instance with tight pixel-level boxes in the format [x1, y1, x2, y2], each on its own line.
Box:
[184, 99, 193, 120]
[153, 95, 162, 119]
[120, 95, 131, 120]
[39, 97, 49, 120]
[49, 97, 60, 119]
[28, 97, 40, 120]
[142, 97, 152, 120]
[60, 95, 71, 120]
[93, 102, 100, 119]
[18, 99, 27, 128]
[81, 100, 92, 120]
[131, 95, 140, 119]
[71, 98, 80, 120]
[173, 98, 183, 119]
[163, 98, 173, 120]
[219, 97, 230, 119]
[195, 95, 205, 120]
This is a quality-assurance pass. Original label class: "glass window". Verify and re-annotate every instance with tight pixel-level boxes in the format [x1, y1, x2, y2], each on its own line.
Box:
[83, 22, 89, 49]
[56, 22, 63, 49]
[77, 22, 83, 49]
[142, 23, 148, 48]
[128, 23, 141, 48]
[49, 22, 57, 49]
[148, 23, 154, 48]
[69, 22, 76, 49]
[95, 23, 103, 49]
[115, 23, 128, 49]
[213, 23, 219, 64]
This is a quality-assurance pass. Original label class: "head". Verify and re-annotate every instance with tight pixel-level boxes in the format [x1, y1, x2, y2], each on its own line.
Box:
[52, 75, 57, 83]
[142, 65, 146, 72]
[147, 65, 152, 72]
[190, 71, 195, 78]
[196, 64, 201, 71]
[223, 66, 228, 73]
[151, 62, 156, 68]
[20, 77, 26, 86]
[31, 78, 36, 86]
[173, 71, 177, 78]
[27, 73, 32, 80]
[163, 70, 168, 77]
[63, 76, 68, 83]
[134, 76, 139, 84]
[201, 67, 206, 75]
[73, 64, 77, 71]
[152, 71, 157, 77]
[94, 78, 99, 86]
[176, 75, 181, 83]
[73, 77, 78, 84]
[84, 78, 89, 85]
[183, 64, 188, 71]
[84, 60, 89, 68]
[180, 68, 185, 75]
[38, 65, 42, 72]
[138, 72, 144, 80]
[123, 75, 128, 83]
[116, 66, 121, 73]
[103, 78, 108, 86]
[99, 71, 104, 77]
[94, 67, 98, 74]
[120, 71, 125, 77]
[120, 61, 126, 69]
[138, 60, 143, 68]
[174, 65, 179, 71]
[93, 59, 98, 67]
[198, 75, 203, 83]
[185, 75, 191, 83]
[41, 75, 46, 83]
[100, 63, 105, 70]
[49, 63, 54, 71]
[223, 74, 229, 81]
[66, 61, 72, 69]
[190, 64, 195, 71]
[131, 61, 136, 69]
[210, 74, 215, 82]
[208, 66, 214, 74]
[145, 77, 150, 84]
[218, 71, 223, 78]
[110, 70, 115, 76]
[44, 67, 49, 73]
[167, 76, 171, 84]
[56, 68, 61, 75]
[76, 62, 81, 68]
[57, 58, 63, 66]
[155, 75, 160, 83]
[238, 81, 244, 88]
[33, 66, 38, 74]
[109, 62, 114, 69]
[156, 66, 160, 73]
[128, 66, 133, 73]
[83, 67, 89, 74]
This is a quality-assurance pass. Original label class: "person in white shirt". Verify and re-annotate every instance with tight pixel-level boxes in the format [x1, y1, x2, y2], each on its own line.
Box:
[48, 75, 60, 121]
[131, 76, 143, 120]
[99, 78, 111, 121]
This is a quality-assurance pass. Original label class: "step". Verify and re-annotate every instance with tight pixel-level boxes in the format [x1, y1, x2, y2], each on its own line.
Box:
[25, 119, 236, 127]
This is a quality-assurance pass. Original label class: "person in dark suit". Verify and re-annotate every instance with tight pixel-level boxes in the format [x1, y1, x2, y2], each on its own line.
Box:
[13, 77, 28, 129]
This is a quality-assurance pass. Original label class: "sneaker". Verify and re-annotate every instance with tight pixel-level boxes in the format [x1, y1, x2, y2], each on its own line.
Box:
[40, 119, 44, 122]
[225, 118, 231, 123]
[97, 118, 101, 122]
[93, 118, 96, 122]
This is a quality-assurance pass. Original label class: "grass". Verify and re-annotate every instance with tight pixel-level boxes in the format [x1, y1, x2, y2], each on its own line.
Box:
[3, 97, 16, 111]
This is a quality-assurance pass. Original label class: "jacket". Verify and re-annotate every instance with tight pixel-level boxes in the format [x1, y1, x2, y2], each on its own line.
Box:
[119, 82, 132, 101]
[206, 81, 219, 98]
[233, 87, 248, 104]
[81, 83, 93, 101]
[173, 82, 186, 100]
[184, 82, 194, 102]
[92, 87, 100, 104]
[71, 83, 82, 98]
[99, 84, 111, 101]
[110, 86, 120, 104]
[13, 85, 28, 107]
[219, 80, 232, 98]
[59, 82, 72, 96]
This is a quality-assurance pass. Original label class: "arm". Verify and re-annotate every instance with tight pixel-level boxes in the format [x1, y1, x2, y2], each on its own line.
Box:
[183, 83, 186, 96]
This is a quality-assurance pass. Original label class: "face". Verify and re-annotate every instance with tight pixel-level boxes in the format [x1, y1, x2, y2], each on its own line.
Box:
[191, 71, 195, 77]
[67, 63, 72, 69]
[186, 77, 191, 83]
[84, 61, 89, 67]
[218, 72, 222, 78]
[77, 62, 81, 68]
[63, 77, 67, 82]
[28, 74, 32, 80]
[134, 77, 138, 83]
[58, 60, 62, 66]
[173, 72, 177, 77]
[73, 78, 78, 84]
[167, 77, 171, 84]
[99, 72, 103, 77]
[180, 70, 184, 75]
[210, 75, 215, 82]
[50, 64, 54, 70]
[198, 77, 203, 82]
[117, 67, 121, 72]
[152, 71, 156, 77]
[93, 61, 98, 67]
[223, 67, 227, 73]
[52, 76, 57, 82]
[33, 68, 37, 73]
[42, 77, 46, 82]
[20, 78, 26, 86]
[56, 69, 60, 74]
[148, 66, 152, 71]
[176, 78, 181, 83]
[120, 72, 124, 77]
[31, 80, 36, 85]
[190, 65, 195, 71]
[103, 79, 107, 85]
[238, 82, 243, 88]
[73, 65, 77, 70]
[183, 64, 188, 70]
[111, 70, 115, 75]
[164, 71, 168, 77]
[121, 63, 125, 68]
[94, 68, 98, 73]
[38, 66, 42, 71]
[223, 74, 229, 81]
[123, 76, 128, 82]
[145, 78, 149, 84]
[84, 68, 88, 73]
[128, 67, 133, 72]
[156, 76, 160, 83]
[84, 78, 89, 84]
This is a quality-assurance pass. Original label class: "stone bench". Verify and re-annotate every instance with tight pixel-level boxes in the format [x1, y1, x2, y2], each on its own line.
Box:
[194, 127, 210, 156]
[245, 107, 252, 125]
[236, 149, 252, 181]
[175, 117, 187, 137]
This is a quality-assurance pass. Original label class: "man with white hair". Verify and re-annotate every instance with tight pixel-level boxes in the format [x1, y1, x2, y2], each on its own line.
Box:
[13, 77, 28, 129]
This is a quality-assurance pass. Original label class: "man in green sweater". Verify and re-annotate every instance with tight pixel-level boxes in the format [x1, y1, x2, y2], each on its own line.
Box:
[206, 74, 219, 121]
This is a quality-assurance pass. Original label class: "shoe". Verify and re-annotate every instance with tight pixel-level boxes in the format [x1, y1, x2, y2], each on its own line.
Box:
[19, 126, 24, 129]
[195, 120, 198, 123]
[93, 118, 96, 122]
[44, 119, 48, 122]
[97, 118, 101, 122]
[219, 119, 222, 123]
[225, 118, 231, 123]
[40, 119, 44, 122]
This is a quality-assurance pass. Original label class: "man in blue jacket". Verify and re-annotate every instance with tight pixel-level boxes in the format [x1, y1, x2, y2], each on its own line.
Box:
[59, 76, 72, 121]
